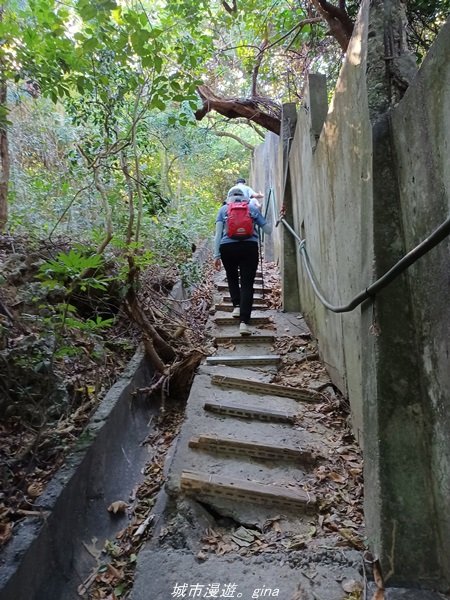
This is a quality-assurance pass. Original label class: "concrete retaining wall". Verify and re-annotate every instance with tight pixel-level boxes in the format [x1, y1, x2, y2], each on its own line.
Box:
[251, 1, 450, 591]
[385, 19, 450, 584]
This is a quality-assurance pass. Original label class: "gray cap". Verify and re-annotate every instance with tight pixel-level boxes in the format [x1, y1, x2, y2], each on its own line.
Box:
[227, 186, 246, 198]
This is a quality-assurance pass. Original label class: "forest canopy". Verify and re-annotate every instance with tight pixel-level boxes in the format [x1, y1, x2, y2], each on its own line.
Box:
[0, 0, 448, 233]
[0, 0, 448, 385]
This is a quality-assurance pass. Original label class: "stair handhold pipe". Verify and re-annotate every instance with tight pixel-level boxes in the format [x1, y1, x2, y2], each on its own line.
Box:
[269, 187, 450, 314]
[258, 231, 265, 299]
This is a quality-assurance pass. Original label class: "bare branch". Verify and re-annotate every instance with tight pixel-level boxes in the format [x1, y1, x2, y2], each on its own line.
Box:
[48, 185, 92, 242]
[92, 165, 113, 254]
[206, 116, 266, 139]
[221, 0, 237, 14]
[259, 17, 322, 54]
[248, 122, 266, 139]
[251, 38, 269, 97]
[212, 130, 255, 151]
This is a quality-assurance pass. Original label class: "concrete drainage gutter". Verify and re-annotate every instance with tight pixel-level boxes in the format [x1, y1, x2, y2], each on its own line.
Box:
[0, 349, 156, 600]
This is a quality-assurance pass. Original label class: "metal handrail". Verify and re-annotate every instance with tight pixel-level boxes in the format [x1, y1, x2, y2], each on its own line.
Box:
[270, 186, 450, 313]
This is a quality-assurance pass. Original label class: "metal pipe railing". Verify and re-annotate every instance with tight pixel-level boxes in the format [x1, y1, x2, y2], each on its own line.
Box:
[269, 186, 450, 313]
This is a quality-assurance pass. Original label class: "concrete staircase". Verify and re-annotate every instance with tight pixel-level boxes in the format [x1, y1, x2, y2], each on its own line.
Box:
[131, 269, 364, 600]
[165, 270, 326, 527]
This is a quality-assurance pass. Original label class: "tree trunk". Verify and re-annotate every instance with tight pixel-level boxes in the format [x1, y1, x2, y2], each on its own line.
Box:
[0, 44, 9, 232]
[310, 0, 354, 52]
[0, 91, 8, 231]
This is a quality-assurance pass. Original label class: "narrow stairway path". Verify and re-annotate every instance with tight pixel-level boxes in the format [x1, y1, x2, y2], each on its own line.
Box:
[131, 266, 365, 600]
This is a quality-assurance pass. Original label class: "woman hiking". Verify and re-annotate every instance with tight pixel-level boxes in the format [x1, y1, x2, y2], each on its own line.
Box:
[213, 186, 271, 336]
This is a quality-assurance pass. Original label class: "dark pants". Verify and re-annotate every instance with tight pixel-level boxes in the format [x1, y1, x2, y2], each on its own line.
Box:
[220, 241, 259, 324]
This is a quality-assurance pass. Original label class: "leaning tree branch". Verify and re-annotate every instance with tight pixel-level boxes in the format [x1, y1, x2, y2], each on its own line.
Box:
[195, 85, 281, 135]
[248, 122, 266, 139]
[212, 130, 255, 151]
[206, 115, 266, 140]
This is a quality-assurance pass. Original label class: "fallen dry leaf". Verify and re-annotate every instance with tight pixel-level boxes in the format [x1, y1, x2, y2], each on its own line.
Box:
[0, 522, 13, 545]
[27, 482, 44, 498]
[107, 501, 128, 515]
[328, 471, 346, 483]
[342, 579, 363, 593]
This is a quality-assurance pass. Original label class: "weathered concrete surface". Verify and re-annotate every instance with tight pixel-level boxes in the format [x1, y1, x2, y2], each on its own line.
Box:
[210, 312, 310, 338]
[132, 546, 362, 600]
[0, 351, 156, 600]
[363, 7, 450, 590]
[280, 103, 301, 312]
[166, 364, 331, 527]
[388, 16, 450, 582]
[362, 114, 442, 588]
[131, 273, 364, 600]
[251, 131, 283, 263]
[367, 583, 449, 600]
[251, 0, 450, 592]
[290, 0, 374, 440]
[253, 8, 373, 438]
[167, 298, 329, 529]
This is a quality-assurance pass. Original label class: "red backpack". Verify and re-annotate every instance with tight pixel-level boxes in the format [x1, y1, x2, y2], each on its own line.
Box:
[226, 202, 254, 239]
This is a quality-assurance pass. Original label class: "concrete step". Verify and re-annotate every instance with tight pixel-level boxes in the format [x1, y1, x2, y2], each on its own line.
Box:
[215, 303, 269, 312]
[210, 374, 322, 402]
[222, 296, 268, 304]
[189, 434, 321, 466]
[203, 401, 296, 423]
[216, 283, 270, 294]
[214, 334, 276, 344]
[206, 354, 280, 367]
[213, 316, 272, 326]
[180, 471, 317, 512]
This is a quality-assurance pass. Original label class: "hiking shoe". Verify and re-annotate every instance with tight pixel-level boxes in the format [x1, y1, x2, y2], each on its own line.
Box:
[232, 306, 240, 318]
[239, 322, 251, 336]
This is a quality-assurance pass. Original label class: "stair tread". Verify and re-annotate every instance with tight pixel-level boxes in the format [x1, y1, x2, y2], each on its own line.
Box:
[180, 470, 317, 509]
[210, 374, 322, 402]
[215, 303, 269, 312]
[204, 401, 296, 422]
[206, 355, 280, 366]
[214, 334, 275, 343]
[189, 434, 321, 465]
[213, 316, 272, 325]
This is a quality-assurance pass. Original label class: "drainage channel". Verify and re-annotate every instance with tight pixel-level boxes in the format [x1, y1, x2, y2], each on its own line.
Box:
[0, 351, 173, 600]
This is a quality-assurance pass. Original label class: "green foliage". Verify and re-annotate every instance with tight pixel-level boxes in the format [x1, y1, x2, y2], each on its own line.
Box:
[4, 0, 321, 289]
[179, 259, 202, 287]
[406, 0, 450, 61]
[63, 314, 115, 332]
[36, 250, 116, 344]
[38, 250, 108, 292]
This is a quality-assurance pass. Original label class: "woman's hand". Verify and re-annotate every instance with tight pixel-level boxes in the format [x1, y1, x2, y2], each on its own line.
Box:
[214, 257, 222, 271]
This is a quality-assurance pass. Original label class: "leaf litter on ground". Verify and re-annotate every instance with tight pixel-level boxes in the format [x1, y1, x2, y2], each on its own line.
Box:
[0, 235, 215, 564]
